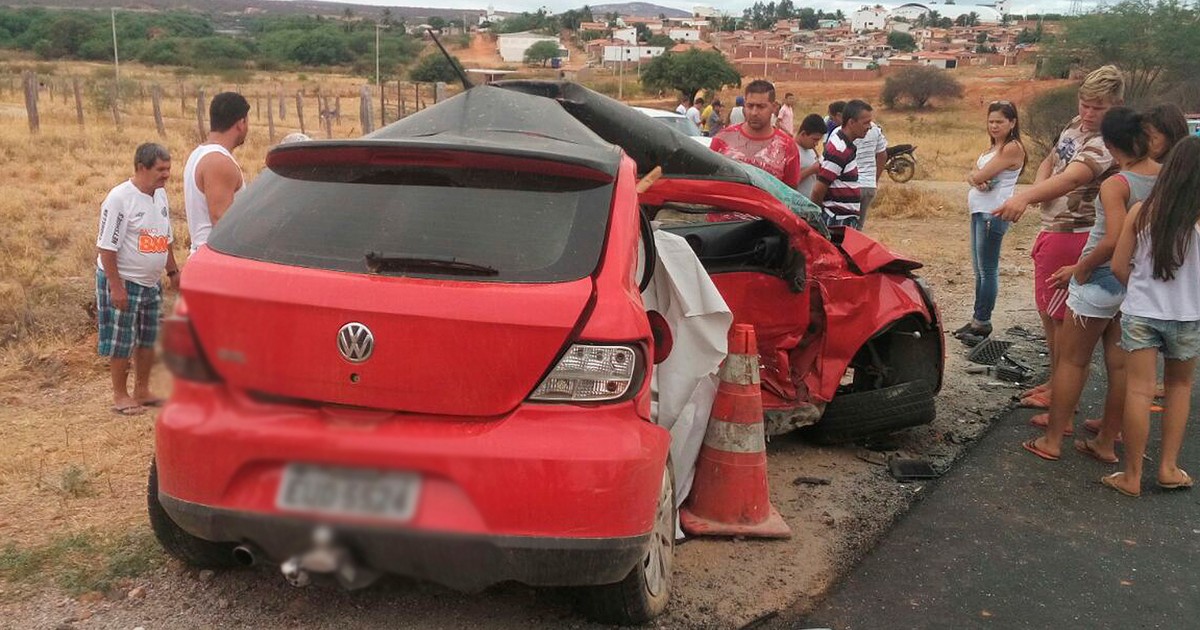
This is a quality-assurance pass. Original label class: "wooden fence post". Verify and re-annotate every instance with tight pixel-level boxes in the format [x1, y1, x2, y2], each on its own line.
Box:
[73, 77, 84, 126]
[380, 82, 387, 127]
[414, 83, 421, 111]
[360, 85, 374, 134]
[335, 94, 342, 124]
[279, 87, 286, 120]
[22, 71, 39, 133]
[152, 84, 166, 137]
[267, 91, 276, 144]
[179, 81, 186, 115]
[398, 79, 406, 117]
[196, 89, 206, 142]
[255, 95, 261, 121]
[295, 90, 306, 135]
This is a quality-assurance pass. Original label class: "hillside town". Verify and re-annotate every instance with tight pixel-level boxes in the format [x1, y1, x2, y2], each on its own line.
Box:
[487, 2, 1052, 81]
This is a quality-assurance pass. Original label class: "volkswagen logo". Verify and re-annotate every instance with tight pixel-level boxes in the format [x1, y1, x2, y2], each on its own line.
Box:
[337, 322, 374, 363]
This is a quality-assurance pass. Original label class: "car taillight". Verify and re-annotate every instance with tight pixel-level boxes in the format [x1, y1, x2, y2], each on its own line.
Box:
[162, 315, 220, 383]
[529, 344, 640, 402]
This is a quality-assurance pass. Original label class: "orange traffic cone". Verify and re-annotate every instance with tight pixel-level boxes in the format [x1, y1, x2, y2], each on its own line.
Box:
[680, 323, 791, 539]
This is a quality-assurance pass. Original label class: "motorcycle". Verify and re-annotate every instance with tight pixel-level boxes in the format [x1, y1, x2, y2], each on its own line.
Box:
[884, 144, 917, 183]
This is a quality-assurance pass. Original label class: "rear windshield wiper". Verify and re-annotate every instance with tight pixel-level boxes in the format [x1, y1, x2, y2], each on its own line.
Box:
[365, 252, 499, 276]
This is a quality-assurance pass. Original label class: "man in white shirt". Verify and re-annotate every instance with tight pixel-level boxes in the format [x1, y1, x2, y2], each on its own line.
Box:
[675, 94, 689, 115]
[854, 120, 889, 226]
[686, 97, 704, 128]
[96, 143, 179, 415]
[185, 92, 249, 254]
[729, 95, 745, 125]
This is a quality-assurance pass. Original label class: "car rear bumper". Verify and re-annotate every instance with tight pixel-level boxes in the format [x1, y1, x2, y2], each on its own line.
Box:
[155, 383, 670, 588]
[160, 492, 650, 590]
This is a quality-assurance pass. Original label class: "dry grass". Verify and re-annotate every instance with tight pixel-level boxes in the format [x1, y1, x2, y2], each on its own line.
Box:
[0, 58, 1058, 589]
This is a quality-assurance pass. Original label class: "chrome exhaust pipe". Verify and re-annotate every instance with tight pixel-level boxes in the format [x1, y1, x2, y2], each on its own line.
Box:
[232, 545, 257, 567]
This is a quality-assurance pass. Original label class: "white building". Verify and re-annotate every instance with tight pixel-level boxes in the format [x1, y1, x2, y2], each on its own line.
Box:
[693, 5, 718, 18]
[602, 45, 666, 62]
[668, 28, 701, 41]
[842, 55, 875, 70]
[852, 7, 889, 32]
[497, 32, 567, 62]
[889, 3, 1004, 25]
[612, 27, 638, 43]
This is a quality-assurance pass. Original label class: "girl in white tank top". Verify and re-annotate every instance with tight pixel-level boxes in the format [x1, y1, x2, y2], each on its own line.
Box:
[1106, 135, 1200, 497]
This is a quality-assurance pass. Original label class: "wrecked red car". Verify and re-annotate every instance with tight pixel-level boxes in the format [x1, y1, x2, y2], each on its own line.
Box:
[149, 81, 942, 625]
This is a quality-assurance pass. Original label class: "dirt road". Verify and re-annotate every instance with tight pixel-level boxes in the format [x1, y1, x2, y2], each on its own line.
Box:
[1, 181, 1048, 629]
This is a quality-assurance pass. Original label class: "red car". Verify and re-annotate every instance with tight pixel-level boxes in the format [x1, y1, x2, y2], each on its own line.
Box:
[150, 82, 942, 625]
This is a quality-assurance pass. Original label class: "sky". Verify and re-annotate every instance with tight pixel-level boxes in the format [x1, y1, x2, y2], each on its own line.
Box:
[289, 0, 1096, 17]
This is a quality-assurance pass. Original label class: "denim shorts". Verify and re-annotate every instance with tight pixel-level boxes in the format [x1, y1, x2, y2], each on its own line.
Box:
[1119, 314, 1200, 360]
[1067, 266, 1126, 319]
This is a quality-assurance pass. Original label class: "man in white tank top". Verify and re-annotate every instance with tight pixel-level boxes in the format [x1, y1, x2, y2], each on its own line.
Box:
[184, 92, 250, 254]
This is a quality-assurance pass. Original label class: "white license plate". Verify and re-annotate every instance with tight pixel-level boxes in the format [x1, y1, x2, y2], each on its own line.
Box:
[276, 464, 421, 522]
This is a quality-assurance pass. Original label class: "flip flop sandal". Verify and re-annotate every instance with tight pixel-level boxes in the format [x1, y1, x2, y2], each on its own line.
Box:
[1029, 413, 1074, 435]
[111, 404, 145, 416]
[1083, 418, 1123, 443]
[1101, 472, 1140, 497]
[1074, 439, 1119, 464]
[137, 398, 166, 408]
[1022, 438, 1059, 461]
[1157, 470, 1193, 490]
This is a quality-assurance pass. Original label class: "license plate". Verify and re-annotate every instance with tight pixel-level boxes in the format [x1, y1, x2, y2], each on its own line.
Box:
[276, 464, 421, 522]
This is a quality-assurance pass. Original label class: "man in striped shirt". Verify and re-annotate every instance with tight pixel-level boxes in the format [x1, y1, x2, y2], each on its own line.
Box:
[811, 99, 875, 228]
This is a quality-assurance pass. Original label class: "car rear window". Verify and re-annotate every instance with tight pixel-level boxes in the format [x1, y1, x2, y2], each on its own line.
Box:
[206, 160, 614, 282]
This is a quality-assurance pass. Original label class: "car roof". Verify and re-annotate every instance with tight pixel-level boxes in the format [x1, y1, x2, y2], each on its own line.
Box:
[362, 85, 624, 176]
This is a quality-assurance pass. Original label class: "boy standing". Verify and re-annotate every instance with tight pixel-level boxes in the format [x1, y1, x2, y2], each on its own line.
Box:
[795, 113, 827, 200]
[993, 65, 1122, 409]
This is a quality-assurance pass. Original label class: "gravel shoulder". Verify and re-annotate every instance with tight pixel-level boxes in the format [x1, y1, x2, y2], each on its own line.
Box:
[0, 181, 1049, 629]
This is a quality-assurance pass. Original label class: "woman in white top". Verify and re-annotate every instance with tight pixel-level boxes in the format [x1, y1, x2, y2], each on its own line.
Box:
[1106, 136, 1200, 497]
[954, 101, 1026, 343]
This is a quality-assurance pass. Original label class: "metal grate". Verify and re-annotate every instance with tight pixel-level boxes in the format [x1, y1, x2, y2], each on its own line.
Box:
[967, 339, 1013, 365]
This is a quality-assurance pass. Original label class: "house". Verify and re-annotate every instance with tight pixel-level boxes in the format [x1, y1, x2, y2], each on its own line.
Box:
[603, 45, 666, 62]
[497, 32, 567, 62]
[668, 28, 702, 41]
[852, 7, 889, 32]
[612, 27, 638, 43]
[842, 55, 876, 70]
[916, 51, 958, 69]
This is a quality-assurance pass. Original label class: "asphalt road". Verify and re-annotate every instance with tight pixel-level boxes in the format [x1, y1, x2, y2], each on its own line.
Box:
[782, 363, 1200, 630]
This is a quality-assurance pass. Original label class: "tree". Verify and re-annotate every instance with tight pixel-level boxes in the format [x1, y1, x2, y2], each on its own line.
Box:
[409, 52, 464, 82]
[887, 30, 917, 52]
[427, 16, 446, 32]
[524, 40, 560, 66]
[1045, 0, 1200, 102]
[955, 12, 979, 27]
[640, 48, 741, 101]
[1023, 84, 1079, 158]
[880, 66, 964, 108]
[648, 34, 675, 48]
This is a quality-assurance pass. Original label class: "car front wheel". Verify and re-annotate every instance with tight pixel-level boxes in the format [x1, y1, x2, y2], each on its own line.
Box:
[576, 462, 675, 625]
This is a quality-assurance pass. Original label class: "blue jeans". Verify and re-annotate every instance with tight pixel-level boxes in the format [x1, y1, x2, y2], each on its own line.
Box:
[970, 213, 1010, 324]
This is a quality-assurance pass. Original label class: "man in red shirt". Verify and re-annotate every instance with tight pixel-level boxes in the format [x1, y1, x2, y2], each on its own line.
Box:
[710, 80, 801, 188]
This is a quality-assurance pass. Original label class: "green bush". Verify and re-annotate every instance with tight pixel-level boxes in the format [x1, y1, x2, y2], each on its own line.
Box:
[1024, 83, 1080, 159]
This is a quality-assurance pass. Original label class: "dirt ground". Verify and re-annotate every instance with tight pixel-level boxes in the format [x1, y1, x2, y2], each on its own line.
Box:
[0, 180, 1050, 629]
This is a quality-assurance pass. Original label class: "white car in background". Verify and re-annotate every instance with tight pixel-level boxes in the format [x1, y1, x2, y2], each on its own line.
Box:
[634, 107, 712, 148]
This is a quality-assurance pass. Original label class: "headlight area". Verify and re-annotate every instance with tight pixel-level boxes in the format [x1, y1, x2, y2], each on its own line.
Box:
[529, 344, 645, 403]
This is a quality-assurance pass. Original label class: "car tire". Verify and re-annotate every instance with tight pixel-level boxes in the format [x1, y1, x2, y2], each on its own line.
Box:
[802, 380, 936, 445]
[576, 462, 675, 625]
[147, 459, 240, 569]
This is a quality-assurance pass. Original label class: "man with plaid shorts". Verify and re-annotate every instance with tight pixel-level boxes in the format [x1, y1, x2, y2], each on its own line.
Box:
[96, 143, 179, 415]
